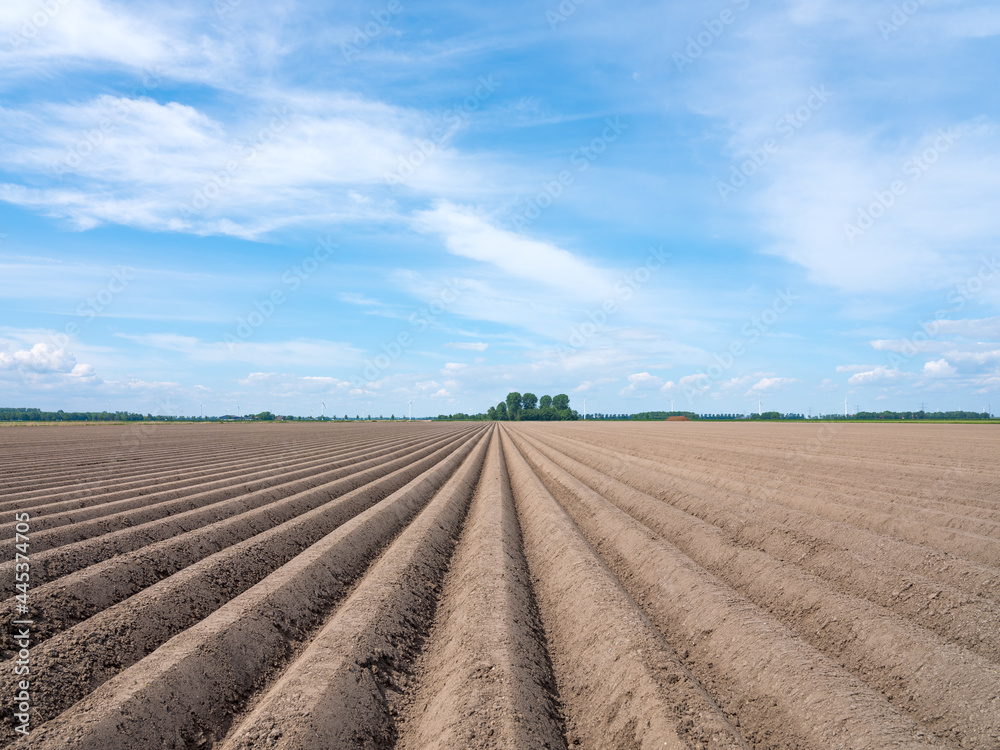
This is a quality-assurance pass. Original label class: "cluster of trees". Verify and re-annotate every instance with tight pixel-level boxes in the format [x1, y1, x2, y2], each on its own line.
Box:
[487, 392, 578, 421]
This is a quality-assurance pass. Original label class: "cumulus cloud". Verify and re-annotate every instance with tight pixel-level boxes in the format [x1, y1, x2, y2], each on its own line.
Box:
[662, 374, 711, 396]
[923, 359, 957, 378]
[619, 371, 663, 396]
[848, 366, 904, 386]
[0, 342, 77, 373]
[446, 342, 489, 351]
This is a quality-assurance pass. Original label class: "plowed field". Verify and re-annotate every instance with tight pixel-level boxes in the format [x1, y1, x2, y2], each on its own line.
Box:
[1, 421, 997, 749]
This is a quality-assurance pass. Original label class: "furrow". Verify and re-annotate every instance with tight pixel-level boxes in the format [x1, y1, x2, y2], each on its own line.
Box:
[394, 427, 566, 750]
[5, 427, 490, 749]
[524, 428, 1000, 660]
[506, 427, 944, 750]
[2, 432, 439, 552]
[527, 427, 1000, 601]
[218, 428, 492, 750]
[0, 430, 472, 653]
[501, 427, 748, 750]
[514, 428, 1000, 749]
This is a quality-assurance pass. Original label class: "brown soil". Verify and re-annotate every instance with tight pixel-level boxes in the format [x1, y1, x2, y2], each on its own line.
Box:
[0, 421, 996, 749]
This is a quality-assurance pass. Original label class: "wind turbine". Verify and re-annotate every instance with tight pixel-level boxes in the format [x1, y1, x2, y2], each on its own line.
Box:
[583, 398, 587, 420]
[758, 397, 763, 416]
[321, 401, 326, 420]
[843, 397, 849, 417]
[408, 400, 412, 421]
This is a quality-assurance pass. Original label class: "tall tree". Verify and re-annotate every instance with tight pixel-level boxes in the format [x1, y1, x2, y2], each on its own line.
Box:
[552, 393, 570, 410]
[539, 395, 552, 409]
[522, 392, 538, 409]
[497, 402, 508, 420]
[505, 392, 522, 418]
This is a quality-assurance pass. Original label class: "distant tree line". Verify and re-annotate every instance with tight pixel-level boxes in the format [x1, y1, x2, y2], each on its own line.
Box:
[824, 410, 993, 421]
[1, 408, 166, 422]
[435, 412, 489, 421]
[1, 408, 282, 422]
[629, 411, 702, 420]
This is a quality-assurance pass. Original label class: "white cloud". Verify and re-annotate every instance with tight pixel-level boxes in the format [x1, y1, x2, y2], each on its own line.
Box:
[753, 121, 1000, 293]
[619, 371, 662, 396]
[574, 377, 617, 392]
[746, 376, 798, 395]
[848, 366, 904, 386]
[944, 348, 1000, 366]
[931, 316, 1000, 339]
[686, 0, 1000, 295]
[923, 359, 957, 378]
[300, 376, 351, 388]
[0, 342, 76, 373]
[0, 0, 176, 72]
[339, 293, 382, 307]
[0, 90, 502, 237]
[662, 374, 710, 396]
[445, 342, 488, 351]
[413, 201, 611, 298]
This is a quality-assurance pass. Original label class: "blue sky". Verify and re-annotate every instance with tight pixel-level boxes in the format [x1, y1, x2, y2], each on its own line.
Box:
[1, 0, 999, 417]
